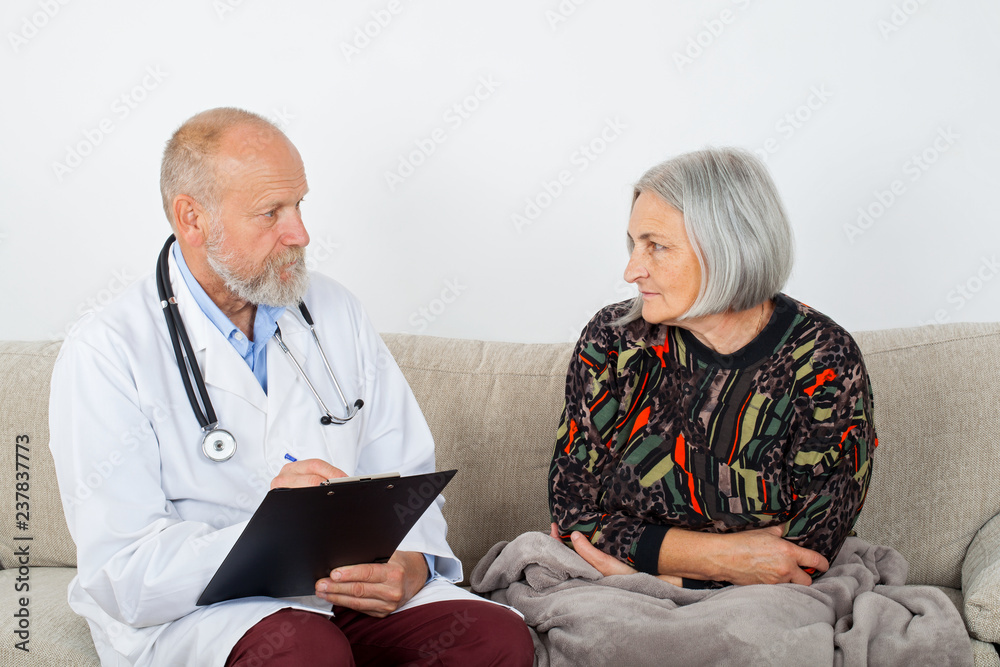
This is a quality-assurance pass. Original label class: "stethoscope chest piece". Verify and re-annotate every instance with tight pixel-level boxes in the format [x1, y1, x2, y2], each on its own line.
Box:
[202, 428, 237, 462]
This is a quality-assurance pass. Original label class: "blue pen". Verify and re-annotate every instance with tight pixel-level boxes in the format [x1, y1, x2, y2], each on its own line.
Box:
[284, 454, 297, 462]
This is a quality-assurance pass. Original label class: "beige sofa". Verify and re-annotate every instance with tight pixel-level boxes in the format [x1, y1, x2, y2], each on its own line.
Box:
[2, 324, 1000, 666]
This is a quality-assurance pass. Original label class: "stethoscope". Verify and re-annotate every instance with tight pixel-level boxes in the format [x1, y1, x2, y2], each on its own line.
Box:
[155, 235, 363, 462]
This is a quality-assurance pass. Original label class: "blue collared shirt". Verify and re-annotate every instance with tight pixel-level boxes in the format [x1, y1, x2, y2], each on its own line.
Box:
[172, 243, 440, 582]
[171, 243, 284, 393]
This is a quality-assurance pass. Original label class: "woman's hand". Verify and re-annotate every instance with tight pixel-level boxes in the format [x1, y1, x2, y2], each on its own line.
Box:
[551, 523, 829, 587]
[659, 525, 830, 586]
[712, 525, 829, 585]
[550, 523, 682, 586]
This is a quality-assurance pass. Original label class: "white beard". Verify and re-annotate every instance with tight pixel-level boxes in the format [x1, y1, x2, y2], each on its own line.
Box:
[205, 224, 310, 307]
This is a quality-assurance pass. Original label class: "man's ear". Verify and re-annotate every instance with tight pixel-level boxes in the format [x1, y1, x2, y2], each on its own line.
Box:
[173, 195, 212, 247]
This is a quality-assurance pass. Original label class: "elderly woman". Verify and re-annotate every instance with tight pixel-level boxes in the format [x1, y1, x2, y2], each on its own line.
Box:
[549, 147, 876, 588]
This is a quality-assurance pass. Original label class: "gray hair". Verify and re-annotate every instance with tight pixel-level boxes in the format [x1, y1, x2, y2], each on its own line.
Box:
[617, 147, 794, 325]
[159, 107, 284, 228]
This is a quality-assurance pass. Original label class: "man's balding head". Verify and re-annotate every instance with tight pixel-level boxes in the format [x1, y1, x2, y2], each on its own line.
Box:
[159, 107, 287, 228]
[160, 107, 309, 315]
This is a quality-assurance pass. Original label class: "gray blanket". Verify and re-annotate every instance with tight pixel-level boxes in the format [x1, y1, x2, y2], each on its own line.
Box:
[471, 532, 973, 666]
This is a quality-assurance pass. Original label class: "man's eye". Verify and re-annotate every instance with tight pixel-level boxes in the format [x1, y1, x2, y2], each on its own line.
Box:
[296, 198, 304, 209]
[262, 210, 276, 218]
[652, 243, 665, 251]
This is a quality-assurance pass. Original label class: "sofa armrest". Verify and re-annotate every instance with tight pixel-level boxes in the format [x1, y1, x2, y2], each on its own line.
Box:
[963, 512, 1000, 643]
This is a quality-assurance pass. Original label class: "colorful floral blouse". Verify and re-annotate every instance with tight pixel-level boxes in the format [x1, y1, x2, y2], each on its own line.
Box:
[549, 294, 877, 585]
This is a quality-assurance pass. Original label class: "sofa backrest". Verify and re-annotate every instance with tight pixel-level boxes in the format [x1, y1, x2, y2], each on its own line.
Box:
[380, 334, 571, 582]
[0, 341, 75, 569]
[3, 323, 999, 590]
[850, 324, 1000, 588]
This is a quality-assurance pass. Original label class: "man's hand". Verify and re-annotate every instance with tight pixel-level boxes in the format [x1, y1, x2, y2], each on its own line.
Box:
[269, 458, 347, 489]
[314, 550, 428, 618]
[549, 523, 682, 586]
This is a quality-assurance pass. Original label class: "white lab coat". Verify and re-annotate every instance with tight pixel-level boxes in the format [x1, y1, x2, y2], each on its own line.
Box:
[48, 249, 466, 666]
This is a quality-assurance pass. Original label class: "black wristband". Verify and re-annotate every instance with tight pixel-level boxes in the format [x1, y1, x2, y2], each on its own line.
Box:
[633, 524, 670, 575]
[681, 577, 727, 589]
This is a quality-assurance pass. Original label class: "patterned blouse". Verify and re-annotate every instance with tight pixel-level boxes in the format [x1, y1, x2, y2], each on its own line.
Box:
[549, 294, 876, 586]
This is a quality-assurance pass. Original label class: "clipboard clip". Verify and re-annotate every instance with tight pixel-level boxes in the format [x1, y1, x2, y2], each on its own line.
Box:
[320, 472, 401, 486]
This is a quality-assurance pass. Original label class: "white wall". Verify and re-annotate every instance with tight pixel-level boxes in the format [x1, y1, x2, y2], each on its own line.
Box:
[2, 0, 998, 343]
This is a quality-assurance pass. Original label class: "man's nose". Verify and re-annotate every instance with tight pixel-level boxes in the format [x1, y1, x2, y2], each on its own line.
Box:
[282, 209, 310, 248]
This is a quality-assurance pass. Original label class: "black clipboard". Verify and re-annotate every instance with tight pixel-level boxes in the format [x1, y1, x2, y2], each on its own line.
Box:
[197, 469, 457, 606]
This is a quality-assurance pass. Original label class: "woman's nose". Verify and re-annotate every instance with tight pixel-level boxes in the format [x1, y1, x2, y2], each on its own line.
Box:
[624, 252, 648, 283]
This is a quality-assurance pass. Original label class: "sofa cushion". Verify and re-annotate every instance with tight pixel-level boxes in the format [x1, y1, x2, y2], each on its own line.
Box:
[0, 566, 100, 666]
[0, 341, 77, 569]
[972, 639, 1000, 667]
[963, 512, 1000, 642]
[851, 323, 1000, 588]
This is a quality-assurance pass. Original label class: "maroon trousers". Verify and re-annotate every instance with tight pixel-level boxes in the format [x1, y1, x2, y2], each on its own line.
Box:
[225, 600, 534, 666]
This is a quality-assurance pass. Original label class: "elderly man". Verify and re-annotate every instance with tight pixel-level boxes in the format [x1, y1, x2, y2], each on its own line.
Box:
[48, 108, 534, 666]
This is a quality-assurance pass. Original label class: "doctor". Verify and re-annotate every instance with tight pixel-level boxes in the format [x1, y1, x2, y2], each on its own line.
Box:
[48, 107, 533, 666]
